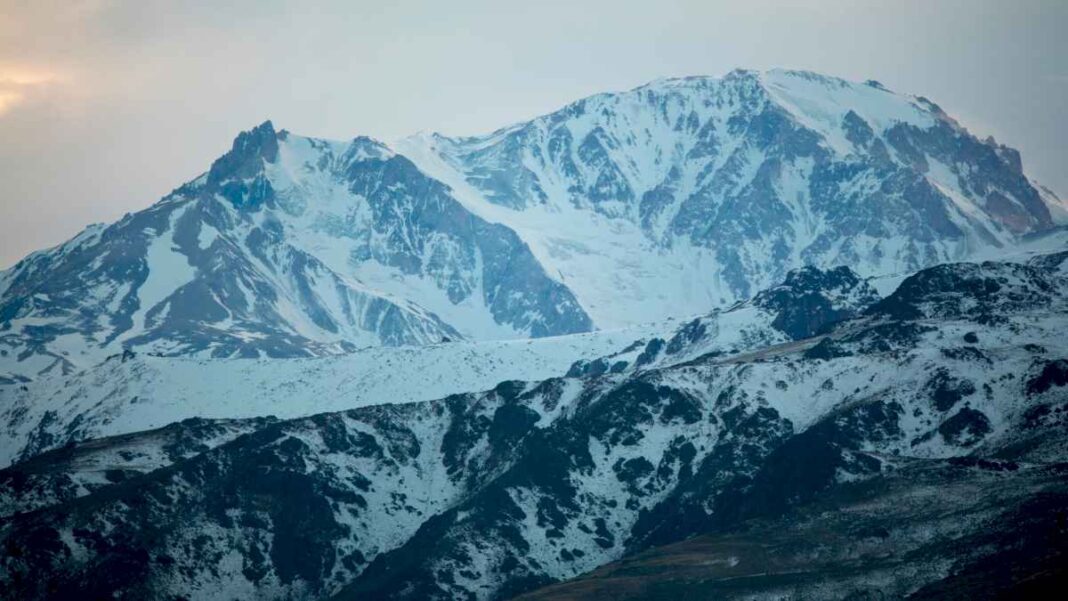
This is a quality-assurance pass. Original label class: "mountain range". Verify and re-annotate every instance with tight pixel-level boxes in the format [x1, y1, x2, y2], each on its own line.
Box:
[3, 69, 1064, 384]
[1, 69, 1067, 600]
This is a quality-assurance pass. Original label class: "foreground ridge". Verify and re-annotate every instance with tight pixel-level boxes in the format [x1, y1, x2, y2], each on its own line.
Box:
[3, 252, 1068, 599]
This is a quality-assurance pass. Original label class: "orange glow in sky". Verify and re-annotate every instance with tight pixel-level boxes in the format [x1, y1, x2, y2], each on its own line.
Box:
[0, 67, 61, 115]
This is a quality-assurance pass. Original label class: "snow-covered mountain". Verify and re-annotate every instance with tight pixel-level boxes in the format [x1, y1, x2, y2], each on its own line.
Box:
[2, 69, 1065, 384]
[3, 252, 1068, 600]
[399, 68, 1066, 324]
[2, 68, 1068, 601]
[0, 125, 591, 382]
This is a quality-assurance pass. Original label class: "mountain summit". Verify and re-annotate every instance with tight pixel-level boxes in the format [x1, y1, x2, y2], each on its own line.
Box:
[1, 69, 1065, 383]
[400, 69, 1064, 318]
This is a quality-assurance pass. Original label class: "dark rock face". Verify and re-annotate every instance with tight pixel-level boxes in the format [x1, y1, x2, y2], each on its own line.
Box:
[937, 407, 992, 446]
[866, 261, 1057, 321]
[753, 265, 880, 339]
[209, 121, 281, 187]
[885, 120, 1053, 233]
[1027, 359, 1068, 396]
[207, 120, 281, 210]
[927, 368, 977, 412]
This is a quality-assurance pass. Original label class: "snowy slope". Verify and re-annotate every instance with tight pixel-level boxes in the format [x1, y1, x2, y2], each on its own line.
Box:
[565, 264, 882, 376]
[0, 263, 884, 467]
[0, 324, 660, 466]
[399, 69, 1063, 326]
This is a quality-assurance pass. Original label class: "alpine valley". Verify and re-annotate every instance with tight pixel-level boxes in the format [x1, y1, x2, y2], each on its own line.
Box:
[2, 69, 1067, 600]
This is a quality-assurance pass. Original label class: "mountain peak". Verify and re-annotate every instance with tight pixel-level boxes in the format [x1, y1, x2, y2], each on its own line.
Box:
[343, 135, 393, 162]
[207, 120, 280, 185]
[234, 119, 279, 152]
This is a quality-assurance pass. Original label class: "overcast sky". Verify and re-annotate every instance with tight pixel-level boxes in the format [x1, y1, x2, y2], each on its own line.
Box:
[1, 0, 1066, 268]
